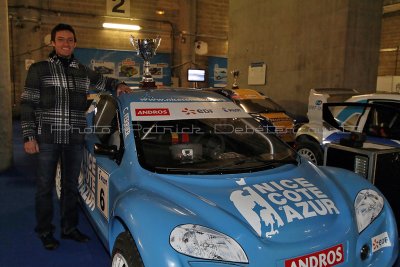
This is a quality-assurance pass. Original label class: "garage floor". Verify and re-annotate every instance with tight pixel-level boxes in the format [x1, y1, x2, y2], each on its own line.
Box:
[0, 121, 398, 267]
[0, 121, 110, 267]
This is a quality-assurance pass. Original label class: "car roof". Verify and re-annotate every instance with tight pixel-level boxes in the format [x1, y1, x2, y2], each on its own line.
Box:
[346, 92, 400, 102]
[310, 88, 359, 95]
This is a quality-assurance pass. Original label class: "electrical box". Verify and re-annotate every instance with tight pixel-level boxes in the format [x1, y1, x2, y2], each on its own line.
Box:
[324, 142, 400, 229]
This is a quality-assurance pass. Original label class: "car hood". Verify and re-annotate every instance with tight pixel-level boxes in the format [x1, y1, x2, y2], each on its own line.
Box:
[151, 161, 354, 243]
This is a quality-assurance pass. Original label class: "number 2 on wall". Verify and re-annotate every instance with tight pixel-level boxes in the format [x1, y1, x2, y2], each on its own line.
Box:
[112, 0, 125, 13]
[106, 0, 131, 17]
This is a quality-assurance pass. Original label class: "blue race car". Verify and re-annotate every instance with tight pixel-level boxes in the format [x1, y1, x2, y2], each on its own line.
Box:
[78, 88, 398, 267]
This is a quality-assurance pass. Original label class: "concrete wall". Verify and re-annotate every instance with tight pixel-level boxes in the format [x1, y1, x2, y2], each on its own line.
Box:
[228, 0, 382, 116]
[5, 0, 395, 125]
[8, 0, 229, 115]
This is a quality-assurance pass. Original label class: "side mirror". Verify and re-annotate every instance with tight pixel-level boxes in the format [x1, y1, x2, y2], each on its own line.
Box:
[94, 143, 118, 159]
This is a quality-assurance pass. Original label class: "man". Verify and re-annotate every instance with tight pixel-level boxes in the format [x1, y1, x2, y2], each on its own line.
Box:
[20, 23, 130, 250]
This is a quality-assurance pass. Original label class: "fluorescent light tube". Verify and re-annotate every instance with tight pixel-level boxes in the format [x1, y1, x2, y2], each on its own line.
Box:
[103, 23, 141, 31]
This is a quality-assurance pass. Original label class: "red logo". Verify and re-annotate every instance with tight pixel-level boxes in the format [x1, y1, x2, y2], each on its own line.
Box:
[285, 244, 344, 267]
[135, 108, 170, 116]
[182, 107, 196, 115]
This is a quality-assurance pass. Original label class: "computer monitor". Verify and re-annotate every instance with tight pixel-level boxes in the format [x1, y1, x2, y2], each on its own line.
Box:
[187, 69, 206, 82]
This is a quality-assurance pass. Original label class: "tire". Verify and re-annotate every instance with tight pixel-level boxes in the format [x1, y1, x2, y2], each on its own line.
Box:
[55, 159, 61, 199]
[112, 231, 144, 267]
[296, 140, 323, 165]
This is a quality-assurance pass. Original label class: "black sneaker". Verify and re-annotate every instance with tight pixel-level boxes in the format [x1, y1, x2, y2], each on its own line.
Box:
[39, 233, 60, 250]
[61, 228, 90, 243]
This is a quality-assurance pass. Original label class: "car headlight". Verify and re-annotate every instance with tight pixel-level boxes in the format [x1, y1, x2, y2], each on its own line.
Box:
[354, 189, 384, 233]
[170, 224, 248, 263]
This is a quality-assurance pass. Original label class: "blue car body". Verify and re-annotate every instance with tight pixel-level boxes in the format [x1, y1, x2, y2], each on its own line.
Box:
[78, 88, 398, 266]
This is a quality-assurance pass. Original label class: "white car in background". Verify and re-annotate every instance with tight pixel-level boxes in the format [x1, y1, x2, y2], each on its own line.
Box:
[295, 89, 400, 164]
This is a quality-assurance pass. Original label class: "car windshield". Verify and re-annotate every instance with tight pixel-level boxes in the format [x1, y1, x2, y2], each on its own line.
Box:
[236, 99, 285, 113]
[133, 117, 298, 174]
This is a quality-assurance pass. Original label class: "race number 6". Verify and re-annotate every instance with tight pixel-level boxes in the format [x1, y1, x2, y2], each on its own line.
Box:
[97, 167, 110, 220]
[106, 0, 131, 17]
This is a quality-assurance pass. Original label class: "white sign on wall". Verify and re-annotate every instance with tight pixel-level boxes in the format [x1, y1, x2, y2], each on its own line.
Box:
[248, 62, 266, 85]
[377, 75, 400, 93]
[106, 0, 130, 17]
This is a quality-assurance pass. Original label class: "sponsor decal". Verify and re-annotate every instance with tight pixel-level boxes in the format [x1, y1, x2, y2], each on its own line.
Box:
[285, 244, 344, 267]
[79, 148, 96, 211]
[222, 107, 242, 113]
[123, 107, 130, 137]
[79, 148, 110, 220]
[139, 96, 226, 102]
[97, 167, 109, 220]
[181, 108, 213, 115]
[135, 108, 170, 116]
[181, 107, 196, 115]
[230, 177, 340, 238]
[130, 102, 251, 121]
[372, 232, 391, 252]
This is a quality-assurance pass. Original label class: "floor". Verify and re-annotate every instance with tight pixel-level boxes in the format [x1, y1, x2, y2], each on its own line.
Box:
[0, 121, 398, 267]
[0, 122, 110, 267]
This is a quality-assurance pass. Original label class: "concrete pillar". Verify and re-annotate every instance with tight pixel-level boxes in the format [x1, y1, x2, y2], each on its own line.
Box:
[13, 0, 43, 117]
[176, 0, 197, 88]
[0, 0, 13, 171]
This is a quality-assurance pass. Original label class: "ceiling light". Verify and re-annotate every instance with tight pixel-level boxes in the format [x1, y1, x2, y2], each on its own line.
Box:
[102, 23, 141, 31]
[156, 10, 165, 15]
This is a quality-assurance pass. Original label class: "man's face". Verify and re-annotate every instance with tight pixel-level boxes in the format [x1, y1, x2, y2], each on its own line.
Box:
[51, 30, 76, 58]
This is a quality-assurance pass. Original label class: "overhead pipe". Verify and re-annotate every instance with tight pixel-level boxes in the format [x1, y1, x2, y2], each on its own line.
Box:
[8, 4, 177, 68]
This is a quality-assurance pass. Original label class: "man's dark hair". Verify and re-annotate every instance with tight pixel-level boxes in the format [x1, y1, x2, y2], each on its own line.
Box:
[51, 23, 77, 42]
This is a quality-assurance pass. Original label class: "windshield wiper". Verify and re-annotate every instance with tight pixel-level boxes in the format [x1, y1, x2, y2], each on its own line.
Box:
[198, 156, 298, 174]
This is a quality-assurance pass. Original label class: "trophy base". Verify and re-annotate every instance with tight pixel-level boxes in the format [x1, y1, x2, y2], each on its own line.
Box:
[140, 81, 157, 89]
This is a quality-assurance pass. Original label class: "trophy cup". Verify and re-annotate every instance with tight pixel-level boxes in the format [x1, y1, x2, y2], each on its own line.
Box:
[130, 35, 161, 88]
[231, 69, 240, 89]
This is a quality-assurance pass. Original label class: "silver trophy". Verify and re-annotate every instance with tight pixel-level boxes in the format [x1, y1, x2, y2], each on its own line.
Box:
[130, 35, 161, 88]
[231, 69, 240, 89]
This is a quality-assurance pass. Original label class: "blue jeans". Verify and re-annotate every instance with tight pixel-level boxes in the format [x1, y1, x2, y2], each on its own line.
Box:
[34, 143, 83, 236]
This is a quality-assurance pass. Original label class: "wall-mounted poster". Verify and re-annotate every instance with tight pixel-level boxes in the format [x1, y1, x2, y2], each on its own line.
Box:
[74, 48, 171, 87]
[208, 56, 227, 88]
[248, 62, 266, 85]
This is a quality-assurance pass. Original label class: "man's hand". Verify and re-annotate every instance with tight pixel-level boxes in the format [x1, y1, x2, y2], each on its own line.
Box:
[24, 139, 40, 154]
[116, 83, 132, 96]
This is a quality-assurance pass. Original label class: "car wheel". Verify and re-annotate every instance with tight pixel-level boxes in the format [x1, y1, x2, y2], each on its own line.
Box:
[55, 159, 61, 199]
[296, 140, 323, 165]
[112, 231, 144, 267]
[55, 160, 84, 200]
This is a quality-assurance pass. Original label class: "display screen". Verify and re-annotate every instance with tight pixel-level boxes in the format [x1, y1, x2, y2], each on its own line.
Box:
[188, 69, 206, 82]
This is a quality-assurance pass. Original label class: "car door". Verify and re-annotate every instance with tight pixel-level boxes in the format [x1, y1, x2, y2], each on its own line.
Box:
[79, 94, 124, 241]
